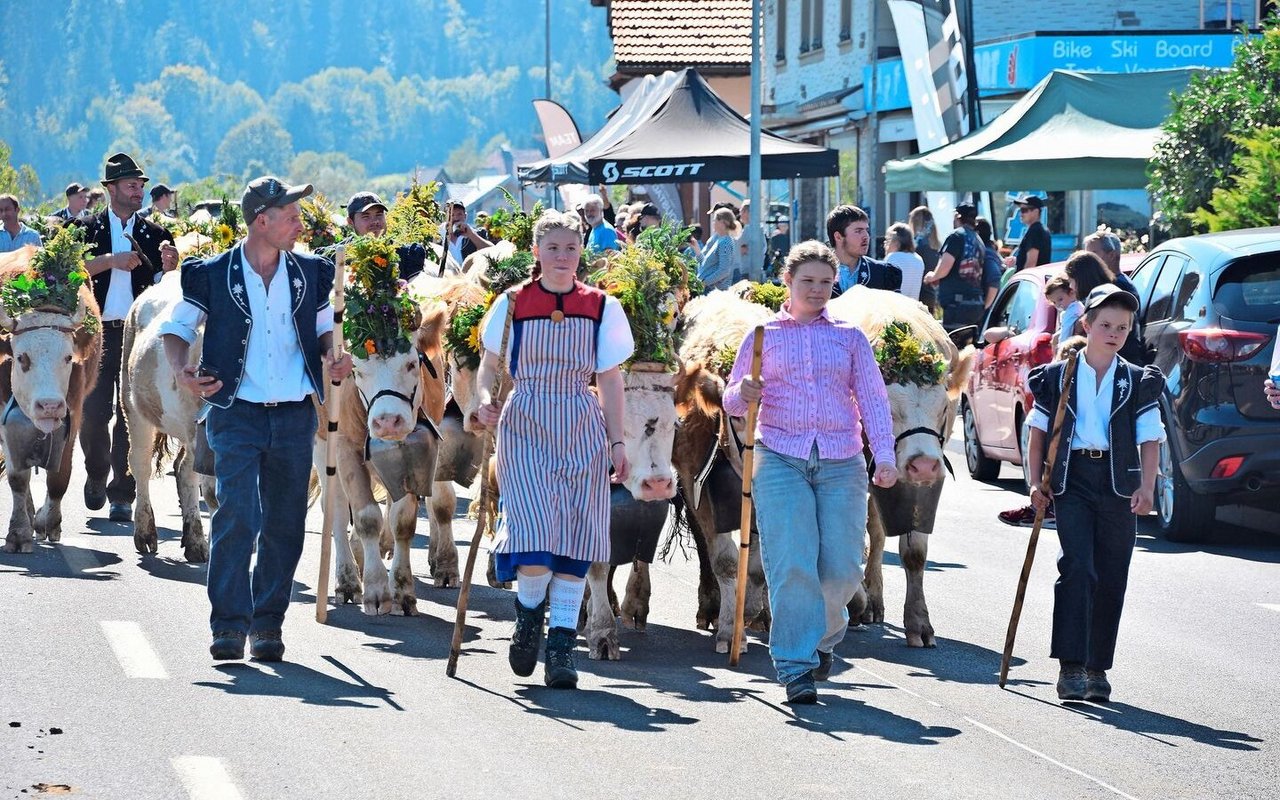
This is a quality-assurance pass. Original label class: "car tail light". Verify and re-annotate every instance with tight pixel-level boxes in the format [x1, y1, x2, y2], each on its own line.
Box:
[1031, 333, 1054, 365]
[1210, 455, 1246, 479]
[1178, 329, 1271, 363]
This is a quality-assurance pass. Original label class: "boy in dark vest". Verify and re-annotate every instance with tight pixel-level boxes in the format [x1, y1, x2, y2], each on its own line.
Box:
[1025, 284, 1165, 702]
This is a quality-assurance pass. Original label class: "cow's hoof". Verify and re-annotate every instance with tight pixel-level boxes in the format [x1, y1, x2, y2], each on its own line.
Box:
[862, 600, 885, 625]
[588, 633, 620, 661]
[432, 568, 459, 589]
[391, 596, 418, 616]
[3, 537, 33, 554]
[182, 537, 210, 564]
[906, 625, 936, 648]
[134, 530, 158, 555]
[363, 596, 394, 615]
[714, 638, 730, 654]
[337, 585, 363, 605]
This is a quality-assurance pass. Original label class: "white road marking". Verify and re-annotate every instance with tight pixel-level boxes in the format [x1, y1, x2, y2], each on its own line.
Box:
[172, 756, 244, 800]
[963, 716, 1140, 800]
[100, 621, 169, 680]
[855, 663, 943, 707]
[60, 546, 102, 574]
[1258, 603, 1280, 613]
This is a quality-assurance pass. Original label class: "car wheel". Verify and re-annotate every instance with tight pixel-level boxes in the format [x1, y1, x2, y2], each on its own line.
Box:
[963, 400, 1000, 481]
[1156, 413, 1216, 543]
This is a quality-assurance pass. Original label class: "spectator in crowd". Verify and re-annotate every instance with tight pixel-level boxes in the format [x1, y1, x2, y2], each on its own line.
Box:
[1083, 229, 1122, 275]
[883, 222, 924, 301]
[698, 207, 741, 291]
[1008, 194, 1052, 271]
[86, 187, 106, 215]
[345, 191, 428, 280]
[54, 182, 90, 221]
[1045, 273, 1083, 348]
[1063, 250, 1146, 366]
[582, 193, 620, 252]
[441, 199, 493, 268]
[909, 205, 941, 312]
[826, 205, 902, 294]
[637, 202, 662, 230]
[1265, 335, 1280, 408]
[474, 210, 493, 240]
[0, 194, 43, 252]
[923, 202, 992, 335]
[682, 224, 704, 261]
[140, 183, 177, 220]
[974, 217, 1008, 293]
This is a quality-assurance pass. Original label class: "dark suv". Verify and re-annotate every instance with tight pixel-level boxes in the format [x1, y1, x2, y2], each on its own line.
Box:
[1127, 228, 1280, 541]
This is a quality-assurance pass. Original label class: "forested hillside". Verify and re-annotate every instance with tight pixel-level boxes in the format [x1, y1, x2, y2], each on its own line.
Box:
[0, 0, 615, 200]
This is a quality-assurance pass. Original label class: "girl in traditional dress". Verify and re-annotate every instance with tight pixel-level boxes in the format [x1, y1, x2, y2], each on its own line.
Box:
[723, 241, 899, 704]
[476, 210, 634, 689]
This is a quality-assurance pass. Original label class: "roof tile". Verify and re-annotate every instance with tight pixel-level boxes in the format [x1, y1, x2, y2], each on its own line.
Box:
[607, 0, 751, 69]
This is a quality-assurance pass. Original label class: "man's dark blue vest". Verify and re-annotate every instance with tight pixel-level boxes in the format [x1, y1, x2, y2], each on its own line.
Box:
[179, 243, 334, 409]
[1028, 354, 1164, 498]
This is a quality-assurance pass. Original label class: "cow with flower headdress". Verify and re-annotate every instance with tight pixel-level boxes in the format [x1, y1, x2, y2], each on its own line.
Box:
[0, 229, 103, 553]
[827, 286, 975, 647]
[315, 237, 450, 615]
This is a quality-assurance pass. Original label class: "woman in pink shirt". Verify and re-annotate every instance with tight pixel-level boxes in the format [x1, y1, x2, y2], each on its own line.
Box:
[724, 240, 899, 704]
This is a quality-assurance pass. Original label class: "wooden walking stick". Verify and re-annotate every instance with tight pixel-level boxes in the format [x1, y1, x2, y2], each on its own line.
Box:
[316, 248, 347, 624]
[999, 353, 1080, 687]
[729, 325, 765, 667]
[447, 290, 516, 677]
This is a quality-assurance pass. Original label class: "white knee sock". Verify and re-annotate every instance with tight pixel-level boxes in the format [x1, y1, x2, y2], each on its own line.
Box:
[516, 570, 552, 610]
[548, 575, 586, 630]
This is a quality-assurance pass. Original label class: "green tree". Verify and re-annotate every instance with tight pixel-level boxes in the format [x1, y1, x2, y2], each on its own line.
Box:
[444, 133, 509, 182]
[1149, 22, 1280, 237]
[1189, 128, 1280, 231]
[288, 151, 369, 202]
[214, 114, 295, 181]
[0, 139, 40, 202]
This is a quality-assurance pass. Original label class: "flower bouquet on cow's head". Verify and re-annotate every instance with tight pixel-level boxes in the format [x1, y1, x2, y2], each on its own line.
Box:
[343, 236, 422, 359]
[442, 249, 536, 370]
[874, 320, 947, 386]
[175, 195, 244, 263]
[590, 241, 679, 370]
[0, 224, 98, 334]
[299, 192, 344, 255]
[634, 221, 701, 302]
[484, 191, 542, 251]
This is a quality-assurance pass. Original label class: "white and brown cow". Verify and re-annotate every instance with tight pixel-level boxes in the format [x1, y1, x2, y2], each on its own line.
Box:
[121, 271, 215, 562]
[0, 247, 103, 553]
[828, 286, 975, 648]
[671, 291, 773, 654]
[317, 296, 450, 615]
[582, 364, 680, 660]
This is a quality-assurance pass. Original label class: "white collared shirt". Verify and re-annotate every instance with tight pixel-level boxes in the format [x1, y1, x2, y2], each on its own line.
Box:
[1029, 353, 1164, 446]
[104, 212, 138, 321]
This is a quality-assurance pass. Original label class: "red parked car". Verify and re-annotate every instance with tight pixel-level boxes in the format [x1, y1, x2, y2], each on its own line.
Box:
[961, 253, 1142, 488]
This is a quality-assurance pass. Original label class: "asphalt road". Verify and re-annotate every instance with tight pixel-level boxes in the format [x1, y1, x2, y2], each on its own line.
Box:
[2, 427, 1276, 800]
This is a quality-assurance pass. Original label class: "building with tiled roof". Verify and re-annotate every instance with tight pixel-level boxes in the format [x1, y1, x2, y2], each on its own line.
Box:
[591, 0, 751, 93]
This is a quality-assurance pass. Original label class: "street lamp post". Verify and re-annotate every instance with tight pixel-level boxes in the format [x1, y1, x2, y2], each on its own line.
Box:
[748, 0, 763, 282]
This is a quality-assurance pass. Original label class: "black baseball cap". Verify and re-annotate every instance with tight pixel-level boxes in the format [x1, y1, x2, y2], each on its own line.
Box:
[1014, 194, 1046, 210]
[445, 198, 465, 210]
[1084, 283, 1139, 313]
[954, 201, 978, 220]
[241, 176, 313, 224]
[638, 202, 661, 219]
[346, 192, 387, 216]
[65, 182, 88, 197]
[150, 183, 174, 201]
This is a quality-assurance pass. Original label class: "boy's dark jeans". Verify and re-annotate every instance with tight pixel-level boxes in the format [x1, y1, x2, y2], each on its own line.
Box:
[1051, 455, 1136, 672]
[205, 399, 316, 636]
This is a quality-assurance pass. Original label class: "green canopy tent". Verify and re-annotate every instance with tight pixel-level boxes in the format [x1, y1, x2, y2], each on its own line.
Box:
[883, 68, 1203, 192]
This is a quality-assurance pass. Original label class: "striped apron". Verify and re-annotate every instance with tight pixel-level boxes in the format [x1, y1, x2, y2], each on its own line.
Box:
[493, 282, 610, 567]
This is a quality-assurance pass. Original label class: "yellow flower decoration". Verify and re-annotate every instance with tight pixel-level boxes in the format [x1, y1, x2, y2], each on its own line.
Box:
[466, 325, 481, 353]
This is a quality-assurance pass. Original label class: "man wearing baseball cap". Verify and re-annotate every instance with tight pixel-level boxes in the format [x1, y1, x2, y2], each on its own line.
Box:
[139, 183, 177, 221]
[922, 201, 996, 335]
[54, 182, 90, 221]
[345, 191, 428, 280]
[160, 174, 353, 662]
[1011, 193, 1052, 271]
[72, 152, 178, 521]
[441, 198, 493, 271]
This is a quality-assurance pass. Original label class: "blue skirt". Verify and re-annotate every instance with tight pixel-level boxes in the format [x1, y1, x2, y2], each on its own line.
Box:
[494, 551, 591, 582]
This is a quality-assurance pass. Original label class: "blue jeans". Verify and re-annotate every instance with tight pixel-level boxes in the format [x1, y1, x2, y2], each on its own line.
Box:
[753, 443, 868, 684]
[205, 399, 317, 635]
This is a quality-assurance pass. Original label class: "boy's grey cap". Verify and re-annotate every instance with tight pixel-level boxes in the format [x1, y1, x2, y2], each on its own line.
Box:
[1084, 283, 1139, 312]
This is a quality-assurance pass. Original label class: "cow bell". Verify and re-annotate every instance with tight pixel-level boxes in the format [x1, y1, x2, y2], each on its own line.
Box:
[365, 419, 442, 501]
[0, 397, 69, 471]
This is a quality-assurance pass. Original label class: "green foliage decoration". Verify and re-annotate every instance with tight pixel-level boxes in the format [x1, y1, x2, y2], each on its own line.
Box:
[299, 192, 343, 253]
[1149, 23, 1280, 237]
[635, 221, 700, 296]
[386, 179, 443, 250]
[479, 250, 535, 295]
[873, 320, 947, 387]
[744, 281, 787, 311]
[709, 342, 738, 379]
[342, 236, 421, 360]
[0, 225, 98, 333]
[590, 241, 679, 368]
[444, 300, 490, 372]
[1189, 127, 1280, 232]
[485, 191, 543, 251]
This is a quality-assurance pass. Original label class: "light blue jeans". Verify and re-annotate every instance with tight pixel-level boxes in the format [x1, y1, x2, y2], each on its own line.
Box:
[754, 443, 869, 684]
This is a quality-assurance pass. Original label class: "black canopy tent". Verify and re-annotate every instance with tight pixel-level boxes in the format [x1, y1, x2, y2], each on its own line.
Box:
[518, 69, 839, 186]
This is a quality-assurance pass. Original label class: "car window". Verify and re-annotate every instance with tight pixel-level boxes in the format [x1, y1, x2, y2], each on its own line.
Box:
[1213, 254, 1280, 323]
[986, 283, 1018, 330]
[1005, 279, 1040, 334]
[1146, 255, 1185, 321]
[1128, 254, 1166, 309]
[1173, 265, 1203, 322]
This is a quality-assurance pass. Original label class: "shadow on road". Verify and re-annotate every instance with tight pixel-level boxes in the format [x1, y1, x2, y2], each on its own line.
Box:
[1003, 688, 1263, 751]
[768, 691, 964, 744]
[193, 660, 401, 709]
[0, 542, 121, 581]
[1135, 518, 1280, 564]
[840, 623, 1040, 687]
[511, 685, 699, 732]
[134, 553, 207, 585]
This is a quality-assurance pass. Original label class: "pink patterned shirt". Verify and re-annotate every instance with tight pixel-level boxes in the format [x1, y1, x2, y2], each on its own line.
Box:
[723, 303, 895, 465]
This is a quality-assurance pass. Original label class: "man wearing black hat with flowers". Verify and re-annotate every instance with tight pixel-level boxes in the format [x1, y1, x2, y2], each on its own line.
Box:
[72, 153, 178, 522]
[345, 191, 428, 280]
[1010, 193, 1052, 271]
[160, 175, 353, 662]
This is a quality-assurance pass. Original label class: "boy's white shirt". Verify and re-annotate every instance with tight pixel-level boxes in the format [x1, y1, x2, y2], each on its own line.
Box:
[1028, 352, 1165, 446]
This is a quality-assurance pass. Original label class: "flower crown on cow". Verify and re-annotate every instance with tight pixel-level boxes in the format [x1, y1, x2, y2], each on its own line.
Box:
[0, 225, 98, 333]
[342, 236, 421, 359]
[873, 320, 947, 386]
[591, 237, 682, 369]
[442, 249, 535, 371]
[299, 193, 343, 254]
